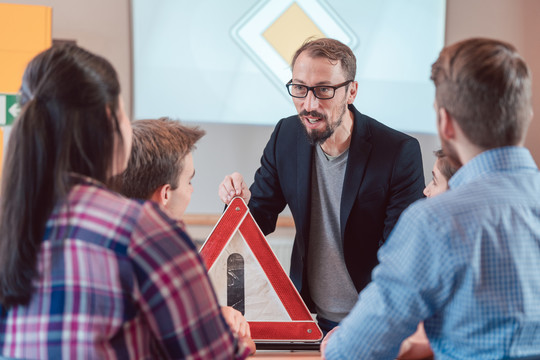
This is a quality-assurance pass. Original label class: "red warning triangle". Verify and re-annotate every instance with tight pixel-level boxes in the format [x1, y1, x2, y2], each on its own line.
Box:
[200, 197, 323, 342]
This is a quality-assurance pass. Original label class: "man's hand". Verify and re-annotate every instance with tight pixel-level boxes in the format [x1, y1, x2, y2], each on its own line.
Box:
[397, 322, 433, 359]
[320, 326, 339, 359]
[221, 306, 255, 355]
[221, 306, 251, 338]
[219, 172, 251, 205]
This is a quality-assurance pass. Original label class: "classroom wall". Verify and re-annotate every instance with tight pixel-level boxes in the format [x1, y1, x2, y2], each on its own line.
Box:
[4, 0, 132, 115]
[3, 0, 539, 216]
[445, 0, 540, 165]
[186, 0, 540, 214]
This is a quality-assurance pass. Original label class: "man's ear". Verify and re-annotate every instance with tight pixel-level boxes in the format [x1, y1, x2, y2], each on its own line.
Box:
[150, 184, 171, 207]
[438, 107, 456, 141]
[347, 81, 358, 104]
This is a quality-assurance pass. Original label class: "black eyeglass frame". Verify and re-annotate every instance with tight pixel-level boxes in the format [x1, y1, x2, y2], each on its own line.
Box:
[285, 80, 353, 99]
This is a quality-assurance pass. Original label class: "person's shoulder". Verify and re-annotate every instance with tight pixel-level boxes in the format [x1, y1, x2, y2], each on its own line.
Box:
[406, 187, 480, 228]
[398, 196, 431, 222]
[279, 113, 301, 123]
[275, 113, 301, 131]
[267, 114, 304, 145]
[450, 172, 537, 210]
[353, 108, 417, 143]
[66, 181, 149, 251]
[399, 191, 466, 230]
[132, 200, 196, 251]
[71, 180, 145, 219]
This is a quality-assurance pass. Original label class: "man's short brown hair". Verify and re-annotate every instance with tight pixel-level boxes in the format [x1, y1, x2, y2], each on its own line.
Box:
[431, 38, 532, 148]
[117, 118, 205, 200]
[291, 38, 356, 81]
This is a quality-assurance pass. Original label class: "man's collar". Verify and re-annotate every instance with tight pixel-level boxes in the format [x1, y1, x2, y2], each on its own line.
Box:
[449, 146, 537, 189]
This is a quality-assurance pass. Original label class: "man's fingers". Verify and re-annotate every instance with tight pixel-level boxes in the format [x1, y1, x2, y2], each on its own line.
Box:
[241, 321, 251, 338]
[230, 172, 245, 195]
[219, 176, 237, 203]
[219, 173, 247, 204]
[220, 183, 234, 203]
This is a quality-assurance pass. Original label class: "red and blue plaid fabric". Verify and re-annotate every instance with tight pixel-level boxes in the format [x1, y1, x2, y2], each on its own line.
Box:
[0, 176, 249, 359]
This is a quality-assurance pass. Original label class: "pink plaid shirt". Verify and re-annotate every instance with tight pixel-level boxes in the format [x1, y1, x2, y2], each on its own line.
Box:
[0, 176, 249, 359]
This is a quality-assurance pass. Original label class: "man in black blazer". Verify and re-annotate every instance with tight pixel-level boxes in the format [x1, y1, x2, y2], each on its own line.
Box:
[219, 38, 425, 333]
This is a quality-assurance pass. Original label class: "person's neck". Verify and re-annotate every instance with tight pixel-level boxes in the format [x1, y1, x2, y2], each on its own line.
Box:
[453, 135, 486, 166]
[320, 109, 354, 157]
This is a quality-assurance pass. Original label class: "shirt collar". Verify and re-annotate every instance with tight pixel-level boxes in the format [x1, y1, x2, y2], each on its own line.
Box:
[449, 146, 538, 189]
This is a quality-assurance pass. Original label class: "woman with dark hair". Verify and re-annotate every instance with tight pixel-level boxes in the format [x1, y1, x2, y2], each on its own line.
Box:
[0, 44, 254, 359]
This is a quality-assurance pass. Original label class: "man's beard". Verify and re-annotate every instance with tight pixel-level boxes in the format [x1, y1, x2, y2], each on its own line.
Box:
[299, 104, 347, 145]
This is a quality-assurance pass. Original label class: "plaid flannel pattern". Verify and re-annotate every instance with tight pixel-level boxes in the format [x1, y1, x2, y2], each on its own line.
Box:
[0, 176, 249, 360]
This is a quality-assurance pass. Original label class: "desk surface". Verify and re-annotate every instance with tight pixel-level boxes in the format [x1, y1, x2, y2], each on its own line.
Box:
[251, 350, 321, 359]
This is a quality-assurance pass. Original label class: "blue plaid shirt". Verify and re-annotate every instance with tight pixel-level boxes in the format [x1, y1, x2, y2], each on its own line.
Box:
[324, 147, 540, 359]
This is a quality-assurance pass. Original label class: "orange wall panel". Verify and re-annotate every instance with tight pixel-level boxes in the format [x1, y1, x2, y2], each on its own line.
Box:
[0, 3, 52, 93]
[0, 3, 51, 186]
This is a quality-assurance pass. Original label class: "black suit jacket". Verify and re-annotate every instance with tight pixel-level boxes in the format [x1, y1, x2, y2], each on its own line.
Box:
[248, 104, 425, 310]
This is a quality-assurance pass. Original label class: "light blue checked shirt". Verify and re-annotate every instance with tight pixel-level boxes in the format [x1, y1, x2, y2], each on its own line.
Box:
[324, 146, 540, 359]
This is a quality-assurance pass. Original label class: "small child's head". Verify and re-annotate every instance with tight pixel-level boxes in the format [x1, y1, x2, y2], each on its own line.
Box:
[423, 149, 459, 198]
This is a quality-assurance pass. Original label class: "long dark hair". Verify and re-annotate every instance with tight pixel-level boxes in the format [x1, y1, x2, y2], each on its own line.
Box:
[0, 44, 124, 307]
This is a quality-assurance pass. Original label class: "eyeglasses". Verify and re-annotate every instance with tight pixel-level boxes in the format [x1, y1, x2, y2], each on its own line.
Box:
[285, 80, 353, 99]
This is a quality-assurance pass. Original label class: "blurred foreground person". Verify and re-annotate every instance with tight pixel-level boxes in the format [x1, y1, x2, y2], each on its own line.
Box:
[0, 45, 253, 359]
[323, 38, 540, 359]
